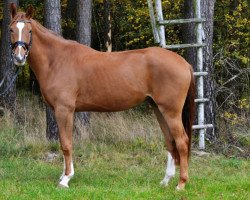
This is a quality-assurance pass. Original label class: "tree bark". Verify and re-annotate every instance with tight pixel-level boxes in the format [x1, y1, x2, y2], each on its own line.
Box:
[44, 0, 62, 140]
[44, 0, 62, 34]
[183, 0, 196, 70]
[183, 0, 216, 140]
[0, 0, 19, 111]
[75, 0, 92, 130]
[201, 0, 216, 139]
[76, 0, 92, 46]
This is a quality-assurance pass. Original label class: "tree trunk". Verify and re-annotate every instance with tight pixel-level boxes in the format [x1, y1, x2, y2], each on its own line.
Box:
[76, 0, 92, 46]
[104, 0, 112, 52]
[201, 0, 216, 140]
[183, 0, 196, 70]
[183, 0, 216, 140]
[44, 0, 62, 34]
[44, 0, 62, 140]
[0, 0, 19, 111]
[75, 0, 92, 131]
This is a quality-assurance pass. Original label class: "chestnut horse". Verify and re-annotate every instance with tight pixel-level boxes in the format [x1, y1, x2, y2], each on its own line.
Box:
[9, 4, 195, 190]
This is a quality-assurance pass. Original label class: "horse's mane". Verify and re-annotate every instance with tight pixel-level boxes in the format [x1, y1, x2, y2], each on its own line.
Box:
[32, 19, 80, 45]
[32, 20, 63, 38]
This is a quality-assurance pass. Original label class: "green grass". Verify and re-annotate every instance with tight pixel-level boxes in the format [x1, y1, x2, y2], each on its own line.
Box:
[0, 142, 249, 200]
[0, 101, 249, 200]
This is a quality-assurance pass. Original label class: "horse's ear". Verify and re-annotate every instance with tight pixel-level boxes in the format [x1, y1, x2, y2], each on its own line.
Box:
[9, 3, 17, 19]
[26, 5, 34, 19]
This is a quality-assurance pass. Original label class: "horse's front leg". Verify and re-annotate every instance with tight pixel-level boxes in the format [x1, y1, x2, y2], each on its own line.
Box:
[54, 105, 75, 188]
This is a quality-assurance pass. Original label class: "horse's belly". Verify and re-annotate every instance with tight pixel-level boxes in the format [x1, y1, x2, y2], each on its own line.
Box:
[75, 91, 146, 112]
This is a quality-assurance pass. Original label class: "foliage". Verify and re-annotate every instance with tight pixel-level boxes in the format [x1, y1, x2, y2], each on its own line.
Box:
[92, 0, 184, 51]
[112, 0, 154, 50]
[214, 0, 249, 65]
[19, 0, 44, 22]
[213, 0, 249, 108]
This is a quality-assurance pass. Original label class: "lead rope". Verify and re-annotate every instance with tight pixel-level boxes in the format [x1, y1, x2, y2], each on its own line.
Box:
[0, 66, 23, 97]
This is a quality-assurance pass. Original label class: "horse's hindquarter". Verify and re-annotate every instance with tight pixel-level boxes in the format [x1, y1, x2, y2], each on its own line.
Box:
[148, 47, 192, 111]
[74, 50, 151, 112]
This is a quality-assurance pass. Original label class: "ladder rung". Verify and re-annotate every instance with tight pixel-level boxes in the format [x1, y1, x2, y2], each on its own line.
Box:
[195, 98, 209, 103]
[164, 43, 206, 49]
[193, 72, 208, 76]
[159, 18, 206, 25]
[192, 124, 213, 130]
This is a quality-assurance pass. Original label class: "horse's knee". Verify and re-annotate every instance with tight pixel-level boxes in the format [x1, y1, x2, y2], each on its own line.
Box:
[61, 142, 72, 155]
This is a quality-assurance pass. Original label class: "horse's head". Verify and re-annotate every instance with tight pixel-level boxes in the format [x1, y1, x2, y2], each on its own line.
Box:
[9, 3, 34, 66]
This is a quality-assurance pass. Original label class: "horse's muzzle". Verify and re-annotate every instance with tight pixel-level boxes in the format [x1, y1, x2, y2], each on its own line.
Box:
[11, 41, 31, 66]
[13, 54, 27, 66]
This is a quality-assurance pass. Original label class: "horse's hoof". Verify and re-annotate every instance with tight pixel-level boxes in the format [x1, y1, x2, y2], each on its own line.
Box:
[160, 176, 173, 187]
[58, 182, 69, 188]
[176, 184, 185, 190]
[160, 179, 169, 187]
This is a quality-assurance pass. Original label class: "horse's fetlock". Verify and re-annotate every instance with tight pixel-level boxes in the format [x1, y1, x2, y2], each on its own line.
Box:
[181, 174, 188, 183]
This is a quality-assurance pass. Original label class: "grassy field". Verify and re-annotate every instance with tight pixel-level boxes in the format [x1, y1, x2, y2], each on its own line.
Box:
[0, 99, 249, 200]
[0, 142, 249, 200]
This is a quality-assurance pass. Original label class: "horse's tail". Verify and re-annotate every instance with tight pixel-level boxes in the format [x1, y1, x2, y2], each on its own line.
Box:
[182, 66, 195, 159]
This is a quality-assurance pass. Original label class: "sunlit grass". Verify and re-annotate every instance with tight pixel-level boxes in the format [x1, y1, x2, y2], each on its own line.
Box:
[0, 143, 249, 200]
[0, 95, 249, 199]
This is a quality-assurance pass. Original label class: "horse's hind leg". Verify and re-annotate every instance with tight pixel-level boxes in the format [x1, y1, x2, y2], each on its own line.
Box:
[153, 107, 176, 186]
[157, 106, 189, 190]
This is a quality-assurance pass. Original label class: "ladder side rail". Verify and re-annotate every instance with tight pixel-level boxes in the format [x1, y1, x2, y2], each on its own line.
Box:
[195, 0, 206, 150]
[155, 0, 166, 47]
[147, 0, 160, 43]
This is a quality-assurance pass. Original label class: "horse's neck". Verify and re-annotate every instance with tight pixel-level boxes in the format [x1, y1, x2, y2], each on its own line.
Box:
[28, 21, 65, 83]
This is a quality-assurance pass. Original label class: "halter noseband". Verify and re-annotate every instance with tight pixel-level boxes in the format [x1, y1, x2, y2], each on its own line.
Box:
[10, 20, 32, 58]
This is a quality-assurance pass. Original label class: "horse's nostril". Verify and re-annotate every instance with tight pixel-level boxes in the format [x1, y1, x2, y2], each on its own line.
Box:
[14, 55, 24, 62]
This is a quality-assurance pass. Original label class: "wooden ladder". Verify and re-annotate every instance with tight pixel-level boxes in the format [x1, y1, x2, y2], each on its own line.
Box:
[147, 0, 213, 149]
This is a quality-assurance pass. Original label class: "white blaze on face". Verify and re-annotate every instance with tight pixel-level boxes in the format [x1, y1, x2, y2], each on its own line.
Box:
[16, 22, 25, 41]
[16, 22, 25, 59]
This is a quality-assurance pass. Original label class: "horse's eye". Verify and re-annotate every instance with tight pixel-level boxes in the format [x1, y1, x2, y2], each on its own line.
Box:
[10, 29, 14, 33]
[29, 30, 32, 33]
